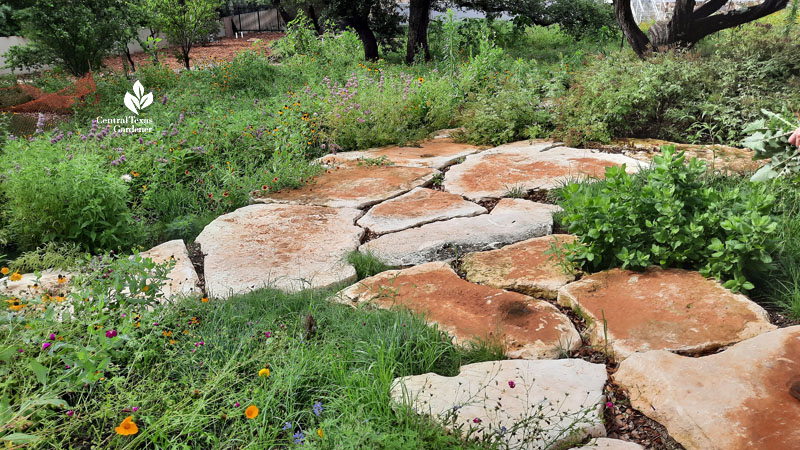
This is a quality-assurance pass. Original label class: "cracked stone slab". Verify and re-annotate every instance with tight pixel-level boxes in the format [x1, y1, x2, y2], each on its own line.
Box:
[253, 165, 438, 209]
[391, 359, 607, 450]
[357, 187, 487, 235]
[557, 267, 776, 360]
[360, 199, 561, 266]
[615, 326, 800, 450]
[197, 204, 363, 297]
[444, 142, 645, 201]
[462, 234, 577, 299]
[335, 261, 581, 359]
[318, 138, 482, 169]
[140, 239, 201, 299]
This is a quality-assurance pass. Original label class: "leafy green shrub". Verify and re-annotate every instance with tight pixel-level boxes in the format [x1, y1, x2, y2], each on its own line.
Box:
[557, 148, 779, 292]
[0, 149, 137, 252]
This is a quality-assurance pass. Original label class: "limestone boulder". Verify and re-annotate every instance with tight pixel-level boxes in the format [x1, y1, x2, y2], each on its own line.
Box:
[557, 267, 776, 359]
[462, 234, 577, 299]
[357, 187, 487, 235]
[615, 326, 800, 450]
[361, 199, 561, 266]
[444, 142, 644, 201]
[140, 239, 201, 299]
[319, 138, 481, 169]
[253, 165, 437, 209]
[197, 204, 363, 297]
[335, 261, 581, 359]
[391, 359, 608, 450]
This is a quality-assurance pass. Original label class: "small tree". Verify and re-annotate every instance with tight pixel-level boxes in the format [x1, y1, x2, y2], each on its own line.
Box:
[613, 0, 789, 57]
[4, 0, 130, 76]
[148, 0, 222, 70]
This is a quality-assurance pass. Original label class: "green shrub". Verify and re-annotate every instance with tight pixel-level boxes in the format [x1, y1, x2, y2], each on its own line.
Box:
[9, 242, 88, 273]
[557, 148, 779, 292]
[0, 149, 137, 252]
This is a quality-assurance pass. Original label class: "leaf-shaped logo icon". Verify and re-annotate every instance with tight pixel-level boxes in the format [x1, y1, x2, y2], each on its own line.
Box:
[124, 81, 153, 115]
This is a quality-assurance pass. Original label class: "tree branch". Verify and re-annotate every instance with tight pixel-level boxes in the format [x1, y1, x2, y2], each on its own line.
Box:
[692, 0, 729, 19]
[612, 0, 651, 57]
[689, 0, 789, 41]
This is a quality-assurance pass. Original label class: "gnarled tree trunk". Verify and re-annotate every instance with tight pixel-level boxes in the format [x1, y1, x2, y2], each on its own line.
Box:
[406, 0, 432, 64]
[613, 0, 789, 57]
[347, 15, 380, 60]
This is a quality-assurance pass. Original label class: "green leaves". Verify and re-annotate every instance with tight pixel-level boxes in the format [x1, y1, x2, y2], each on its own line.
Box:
[558, 147, 779, 292]
[743, 110, 800, 181]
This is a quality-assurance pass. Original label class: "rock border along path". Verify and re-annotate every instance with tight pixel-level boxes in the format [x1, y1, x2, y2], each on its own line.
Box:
[30, 136, 788, 449]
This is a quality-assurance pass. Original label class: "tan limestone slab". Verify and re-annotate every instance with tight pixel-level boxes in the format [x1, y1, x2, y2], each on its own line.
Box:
[196, 204, 364, 297]
[253, 165, 438, 209]
[361, 199, 561, 267]
[357, 187, 487, 235]
[444, 142, 645, 201]
[140, 239, 201, 299]
[569, 438, 644, 450]
[318, 138, 482, 169]
[557, 267, 776, 359]
[462, 234, 577, 299]
[615, 326, 800, 450]
[391, 359, 608, 450]
[335, 261, 581, 359]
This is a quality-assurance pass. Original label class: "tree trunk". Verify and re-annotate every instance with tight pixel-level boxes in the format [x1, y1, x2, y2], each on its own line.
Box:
[613, 0, 652, 57]
[347, 16, 380, 61]
[273, 0, 293, 26]
[406, 0, 432, 64]
[124, 45, 136, 73]
[183, 48, 191, 70]
[306, 5, 323, 34]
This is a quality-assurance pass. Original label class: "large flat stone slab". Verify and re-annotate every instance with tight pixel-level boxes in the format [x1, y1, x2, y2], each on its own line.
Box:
[140, 239, 201, 299]
[196, 204, 363, 297]
[615, 326, 800, 450]
[462, 234, 577, 299]
[361, 199, 561, 266]
[357, 187, 487, 235]
[444, 142, 644, 201]
[557, 267, 775, 359]
[569, 438, 644, 450]
[253, 165, 438, 209]
[335, 262, 580, 359]
[319, 138, 482, 169]
[391, 359, 607, 449]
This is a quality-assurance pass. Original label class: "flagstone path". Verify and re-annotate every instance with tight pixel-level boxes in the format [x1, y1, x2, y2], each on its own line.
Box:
[6, 136, 796, 449]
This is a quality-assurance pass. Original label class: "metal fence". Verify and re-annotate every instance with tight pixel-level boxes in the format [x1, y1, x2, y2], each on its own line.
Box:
[220, 1, 286, 33]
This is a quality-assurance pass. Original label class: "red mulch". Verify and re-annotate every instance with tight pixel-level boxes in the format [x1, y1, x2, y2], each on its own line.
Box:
[104, 32, 284, 72]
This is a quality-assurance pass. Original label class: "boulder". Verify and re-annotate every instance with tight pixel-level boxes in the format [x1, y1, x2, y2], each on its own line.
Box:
[557, 267, 776, 360]
[335, 261, 581, 359]
[444, 142, 644, 201]
[253, 165, 438, 209]
[140, 239, 201, 299]
[462, 234, 577, 299]
[391, 359, 608, 450]
[357, 187, 487, 235]
[361, 199, 561, 266]
[615, 326, 800, 450]
[318, 138, 481, 169]
[197, 204, 363, 297]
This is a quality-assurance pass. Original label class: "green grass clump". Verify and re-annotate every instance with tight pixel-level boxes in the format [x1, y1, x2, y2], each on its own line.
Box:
[347, 250, 392, 280]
